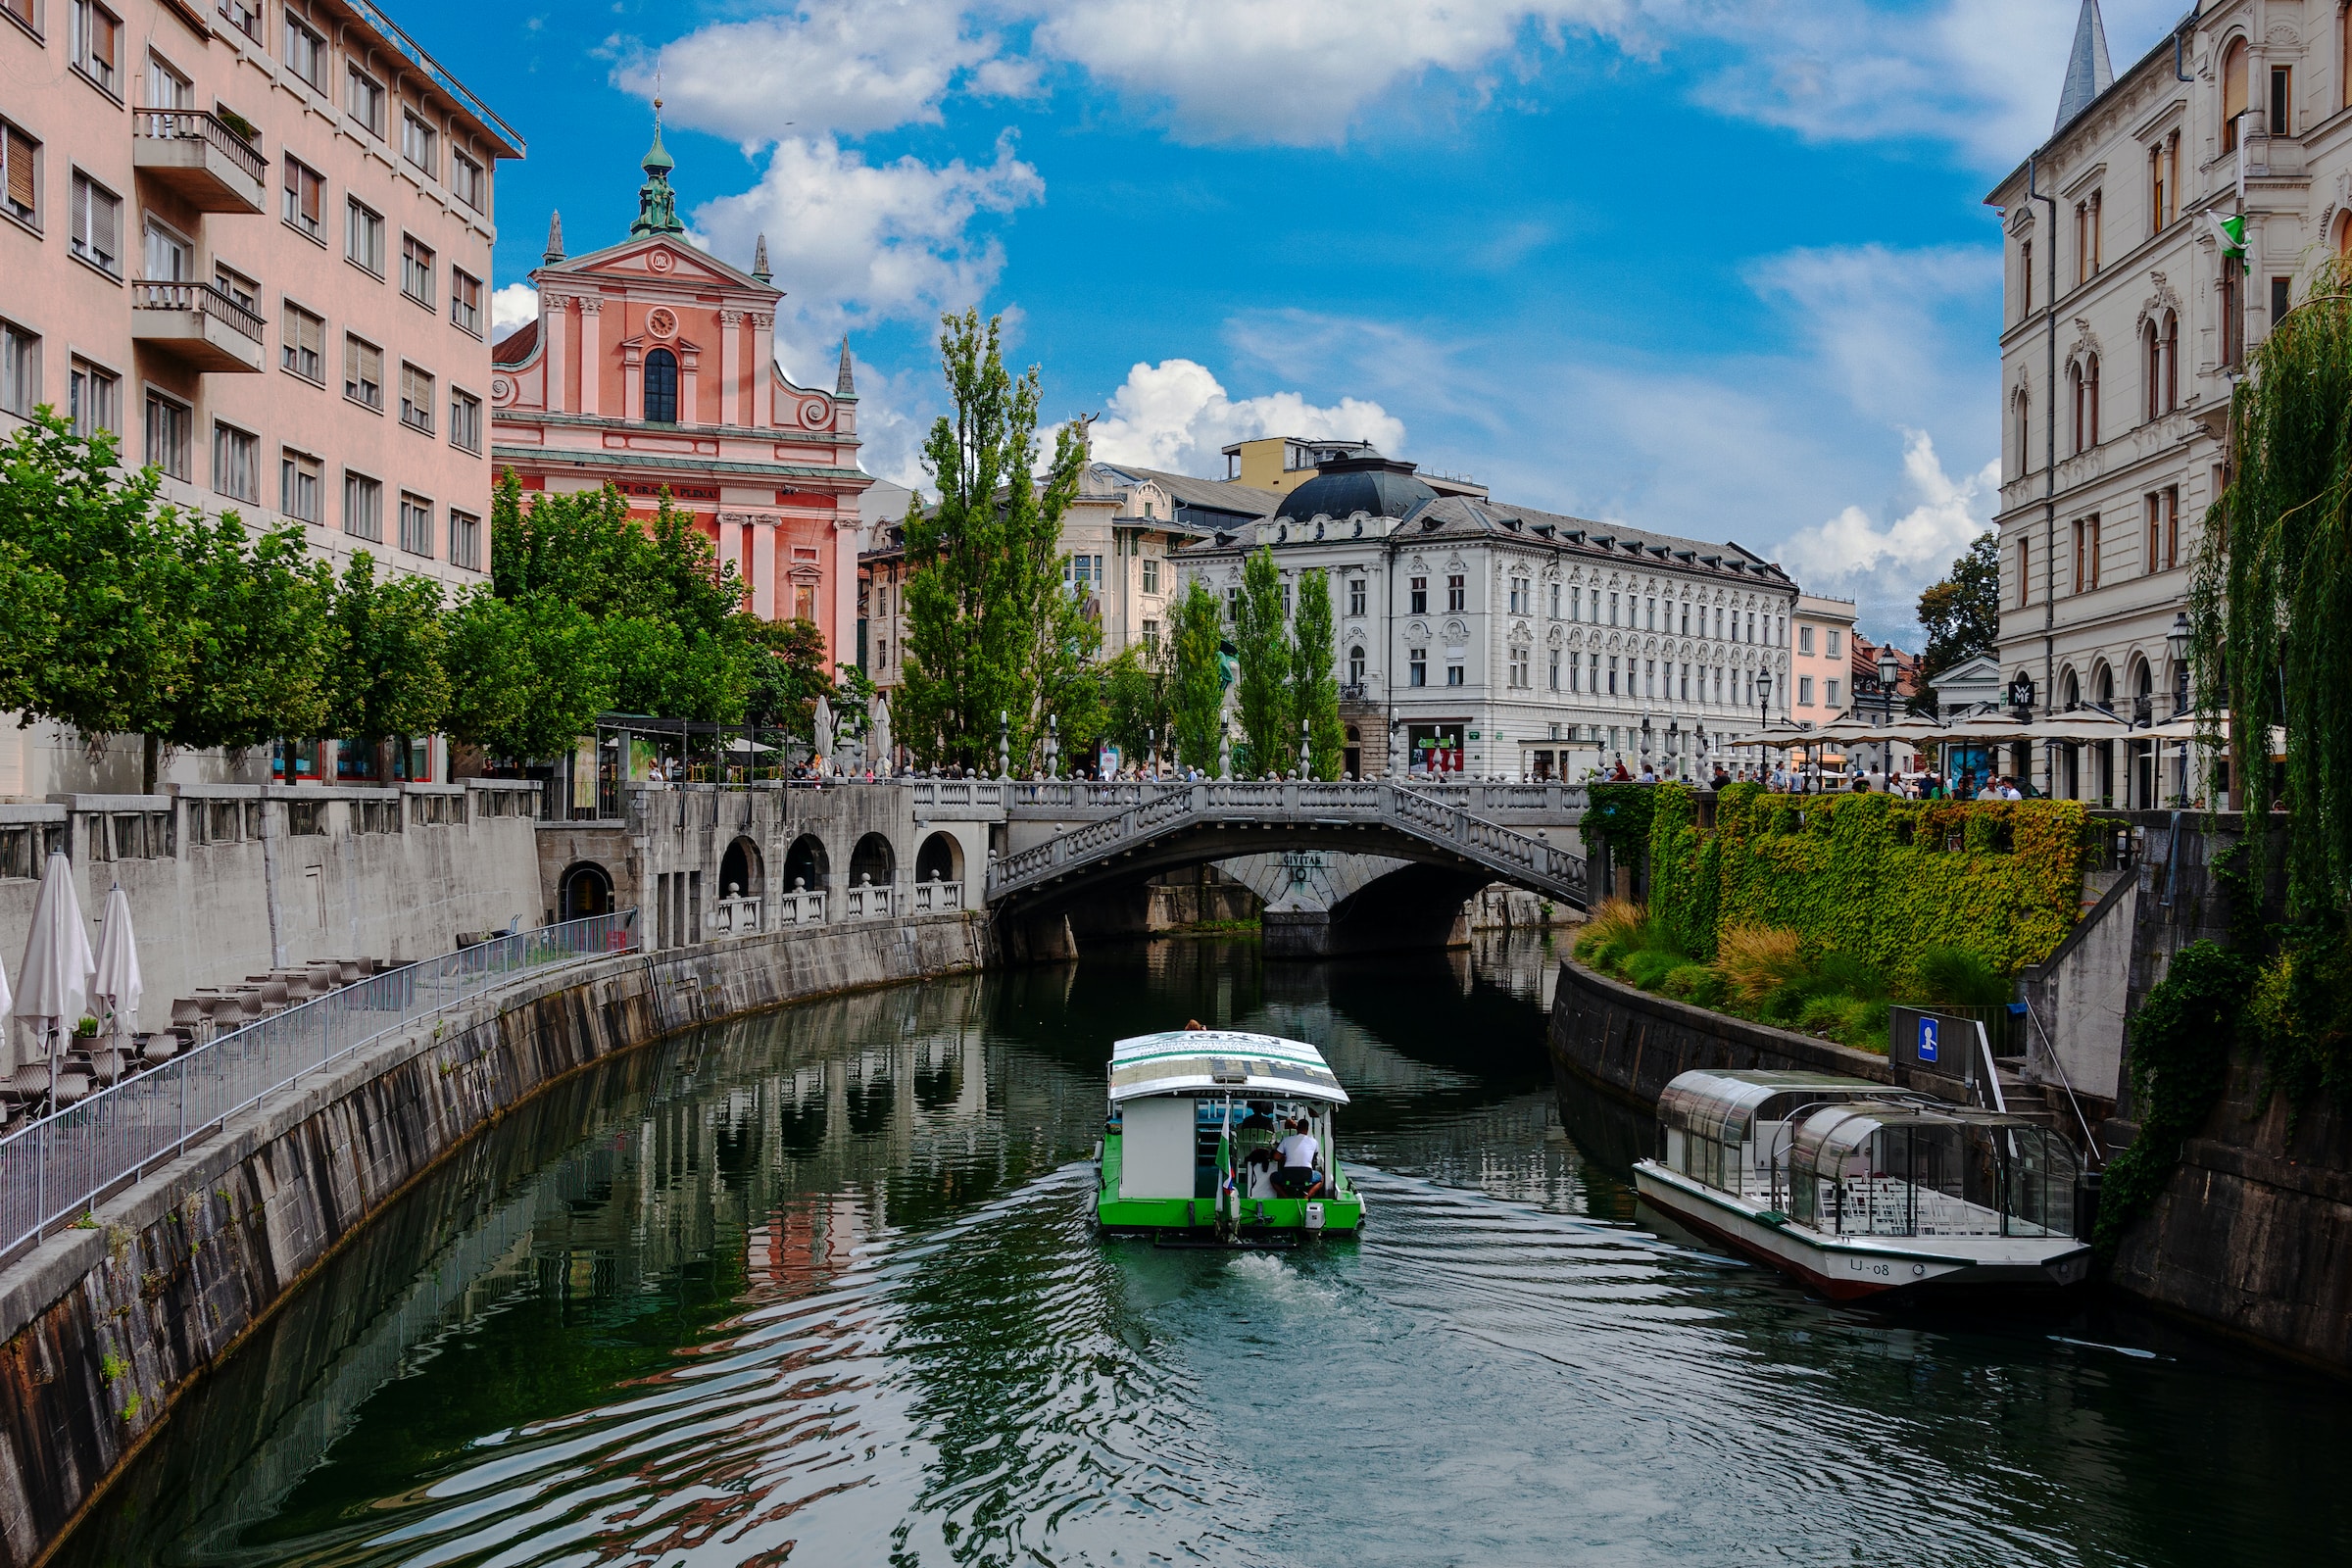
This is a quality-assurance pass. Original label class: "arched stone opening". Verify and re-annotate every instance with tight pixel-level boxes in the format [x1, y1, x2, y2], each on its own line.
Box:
[914, 831, 962, 885]
[558, 860, 612, 921]
[719, 835, 763, 900]
[850, 832, 896, 889]
[784, 833, 830, 893]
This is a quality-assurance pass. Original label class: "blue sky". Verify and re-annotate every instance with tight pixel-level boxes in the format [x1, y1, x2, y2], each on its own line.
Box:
[402, 0, 2186, 643]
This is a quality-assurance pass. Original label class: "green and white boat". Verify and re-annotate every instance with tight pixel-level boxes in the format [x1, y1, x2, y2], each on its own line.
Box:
[1095, 1029, 1367, 1239]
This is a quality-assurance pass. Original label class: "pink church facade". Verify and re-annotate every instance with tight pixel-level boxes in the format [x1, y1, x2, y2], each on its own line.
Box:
[490, 134, 870, 663]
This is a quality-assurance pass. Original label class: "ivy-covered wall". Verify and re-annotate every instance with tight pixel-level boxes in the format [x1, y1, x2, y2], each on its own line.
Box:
[1645, 782, 2087, 976]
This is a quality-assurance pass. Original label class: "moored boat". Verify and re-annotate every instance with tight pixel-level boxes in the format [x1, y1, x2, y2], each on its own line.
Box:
[1633, 1068, 2092, 1299]
[1095, 1029, 1366, 1238]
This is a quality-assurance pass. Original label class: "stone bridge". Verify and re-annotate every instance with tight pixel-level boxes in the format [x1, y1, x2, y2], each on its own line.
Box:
[974, 779, 1589, 957]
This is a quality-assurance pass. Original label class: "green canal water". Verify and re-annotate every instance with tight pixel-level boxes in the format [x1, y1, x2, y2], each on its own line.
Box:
[57, 936, 2352, 1567]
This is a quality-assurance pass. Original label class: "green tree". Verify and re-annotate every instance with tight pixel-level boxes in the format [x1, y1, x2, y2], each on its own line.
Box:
[166, 514, 337, 791]
[1169, 579, 1224, 774]
[442, 589, 611, 762]
[899, 310, 1094, 771]
[1917, 531, 2000, 680]
[327, 554, 450, 777]
[745, 617, 836, 731]
[1102, 642, 1170, 764]
[1289, 566, 1345, 779]
[1233, 545, 1292, 774]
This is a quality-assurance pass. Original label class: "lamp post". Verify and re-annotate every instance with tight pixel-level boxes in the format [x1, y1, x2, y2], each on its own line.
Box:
[1667, 719, 1680, 780]
[2167, 610, 2191, 803]
[1298, 717, 1312, 779]
[998, 710, 1009, 780]
[1754, 666, 1774, 785]
[1640, 714, 1652, 776]
[1876, 646, 1900, 788]
[1045, 713, 1059, 778]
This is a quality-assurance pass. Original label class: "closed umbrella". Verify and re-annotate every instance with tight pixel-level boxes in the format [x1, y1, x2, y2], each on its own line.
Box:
[17, 852, 93, 1111]
[90, 883, 141, 1055]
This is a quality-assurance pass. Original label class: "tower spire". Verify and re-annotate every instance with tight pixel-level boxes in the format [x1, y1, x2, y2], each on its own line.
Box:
[630, 79, 685, 237]
[837, 337, 856, 397]
[753, 232, 771, 283]
[543, 209, 564, 265]
[2053, 0, 2113, 132]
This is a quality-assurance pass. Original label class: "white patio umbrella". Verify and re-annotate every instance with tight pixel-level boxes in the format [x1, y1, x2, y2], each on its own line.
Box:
[16, 851, 93, 1108]
[90, 883, 142, 1054]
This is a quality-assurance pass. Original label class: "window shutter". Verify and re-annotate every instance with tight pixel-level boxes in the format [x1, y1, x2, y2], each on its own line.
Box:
[70, 173, 87, 248]
[4, 129, 32, 215]
[95, 187, 117, 266]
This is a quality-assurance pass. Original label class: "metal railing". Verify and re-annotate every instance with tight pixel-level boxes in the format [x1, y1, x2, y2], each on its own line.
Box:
[132, 107, 270, 184]
[0, 909, 637, 1259]
[130, 278, 267, 344]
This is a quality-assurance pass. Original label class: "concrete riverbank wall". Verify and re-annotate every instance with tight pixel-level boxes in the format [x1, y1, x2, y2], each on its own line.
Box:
[0, 911, 989, 1568]
[1545, 957, 1893, 1114]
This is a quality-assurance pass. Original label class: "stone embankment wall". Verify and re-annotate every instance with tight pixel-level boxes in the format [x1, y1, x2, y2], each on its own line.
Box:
[1546, 956, 1893, 1113]
[0, 911, 989, 1568]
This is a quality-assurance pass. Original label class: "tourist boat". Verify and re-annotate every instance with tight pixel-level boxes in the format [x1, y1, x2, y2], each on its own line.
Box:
[1632, 1069, 2092, 1299]
[1096, 1029, 1366, 1238]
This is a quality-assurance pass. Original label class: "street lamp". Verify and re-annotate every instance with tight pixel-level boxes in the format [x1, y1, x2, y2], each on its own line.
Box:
[1876, 645, 1900, 788]
[1667, 719, 1680, 779]
[2167, 610, 2192, 802]
[1754, 666, 1774, 784]
[1640, 714, 1652, 773]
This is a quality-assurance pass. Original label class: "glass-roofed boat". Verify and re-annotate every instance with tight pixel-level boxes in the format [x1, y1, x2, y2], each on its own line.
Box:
[1095, 1029, 1365, 1238]
[1633, 1068, 2092, 1299]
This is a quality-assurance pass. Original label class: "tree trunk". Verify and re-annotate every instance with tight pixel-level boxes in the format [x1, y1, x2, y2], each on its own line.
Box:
[141, 733, 159, 797]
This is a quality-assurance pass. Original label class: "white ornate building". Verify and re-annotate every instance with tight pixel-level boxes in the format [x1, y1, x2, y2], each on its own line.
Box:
[1985, 0, 2352, 804]
[1174, 453, 1796, 779]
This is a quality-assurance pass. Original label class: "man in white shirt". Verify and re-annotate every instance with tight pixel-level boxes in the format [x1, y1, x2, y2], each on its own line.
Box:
[1275, 1116, 1322, 1199]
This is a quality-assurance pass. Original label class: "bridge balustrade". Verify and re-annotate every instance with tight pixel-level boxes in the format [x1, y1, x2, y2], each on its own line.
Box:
[773, 890, 827, 926]
[909, 879, 965, 914]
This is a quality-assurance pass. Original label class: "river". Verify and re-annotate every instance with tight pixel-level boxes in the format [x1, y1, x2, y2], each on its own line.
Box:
[56, 936, 2352, 1567]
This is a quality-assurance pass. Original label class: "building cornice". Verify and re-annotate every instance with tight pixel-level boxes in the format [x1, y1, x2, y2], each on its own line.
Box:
[489, 445, 870, 488]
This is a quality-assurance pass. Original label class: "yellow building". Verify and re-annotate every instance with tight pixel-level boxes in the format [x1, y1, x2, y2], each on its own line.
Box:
[1222, 435, 1489, 500]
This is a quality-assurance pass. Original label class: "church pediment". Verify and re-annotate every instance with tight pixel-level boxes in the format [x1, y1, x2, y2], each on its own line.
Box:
[543, 235, 773, 296]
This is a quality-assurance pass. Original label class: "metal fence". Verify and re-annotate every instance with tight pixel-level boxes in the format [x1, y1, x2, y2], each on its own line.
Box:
[0, 909, 639, 1259]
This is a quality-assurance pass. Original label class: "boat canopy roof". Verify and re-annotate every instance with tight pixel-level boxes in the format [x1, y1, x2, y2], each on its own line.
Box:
[1107, 1030, 1348, 1105]
[1656, 1068, 1887, 1145]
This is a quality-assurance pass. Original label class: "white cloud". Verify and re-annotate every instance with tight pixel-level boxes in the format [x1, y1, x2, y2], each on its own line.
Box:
[1085, 359, 1406, 475]
[691, 132, 1044, 342]
[491, 282, 539, 335]
[1033, 0, 1635, 146]
[612, 0, 1004, 144]
[1776, 430, 1996, 629]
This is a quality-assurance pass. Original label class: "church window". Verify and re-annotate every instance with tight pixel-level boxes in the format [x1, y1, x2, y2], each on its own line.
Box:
[644, 347, 678, 423]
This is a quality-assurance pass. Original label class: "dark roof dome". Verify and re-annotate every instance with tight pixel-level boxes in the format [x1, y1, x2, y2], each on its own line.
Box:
[1277, 451, 1435, 523]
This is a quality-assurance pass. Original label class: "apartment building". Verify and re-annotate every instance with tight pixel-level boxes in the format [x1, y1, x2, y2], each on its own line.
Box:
[1790, 594, 1858, 721]
[1986, 0, 2351, 805]
[0, 0, 520, 792]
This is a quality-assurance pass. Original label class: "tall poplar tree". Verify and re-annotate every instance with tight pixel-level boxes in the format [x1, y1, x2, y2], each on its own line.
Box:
[899, 310, 1093, 770]
[1289, 566, 1345, 779]
[1233, 545, 1293, 774]
[1169, 579, 1224, 773]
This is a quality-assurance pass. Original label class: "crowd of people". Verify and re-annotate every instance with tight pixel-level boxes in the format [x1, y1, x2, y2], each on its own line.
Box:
[1587, 756, 2030, 800]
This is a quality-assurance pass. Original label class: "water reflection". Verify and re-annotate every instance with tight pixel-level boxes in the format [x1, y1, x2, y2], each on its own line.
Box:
[57, 934, 2352, 1568]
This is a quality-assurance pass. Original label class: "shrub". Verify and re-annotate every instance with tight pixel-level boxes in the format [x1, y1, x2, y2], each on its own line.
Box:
[1661, 963, 1714, 1000]
[1576, 898, 1643, 960]
[1817, 950, 1892, 1004]
[1621, 949, 1686, 993]
[1795, 995, 1852, 1034]
[1908, 945, 2010, 1008]
[1716, 925, 1803, 1005]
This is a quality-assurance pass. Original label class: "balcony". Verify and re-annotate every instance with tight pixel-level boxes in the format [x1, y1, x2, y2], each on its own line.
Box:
[131, 280, 267, 372]
[132, 110, 268, 214]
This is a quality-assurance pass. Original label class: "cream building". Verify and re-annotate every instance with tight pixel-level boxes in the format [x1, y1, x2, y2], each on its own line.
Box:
[1985, 0, 2352, 806]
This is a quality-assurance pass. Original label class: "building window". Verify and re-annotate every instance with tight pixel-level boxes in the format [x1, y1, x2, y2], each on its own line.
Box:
[450, 387, 480, 453]
[2018, 537, 2032, 610]
[282, 157, 323, 241]
[1408, 648, 1426, 687]
[2019, 237, 2033, 318]
[343, 334, 382, 409]
[451, 269, 481, 335]
[142, 388, 190, 478]
[1446, 662, 1463, 687]
[0, 320, 38, 416]
[643, 346, 677, 422]
[283, 11, 326, 91]
[451, 149, 485, 212]
[2073, 191, 2100, 281]
[1408, 575, 1426, 613]
[2, 120, 37, 226]
[400, 111, 436, 177]
[1509, 646, 1529, 688]
[449, 509, 481, 570]
[68, 170, 121, 273]
[281, 300, 323, 381]
[68, 357, 117, 437]
[343, 470, 382, 540]
[2271, 65, 2292, 136]
[1549, 582, 1561, 618]
[1508, 575, 1528, 613]
[1799, 675, 1814, 707]
[399, 364, 433, 433]
[1348, 575, 1365, 616]
[2222, 38, 2248, 154]
[1142, 555, 1159, 595]
[347, 200, 384, 274]
[397, 492, 432, 557]
[793, 581, 815, 621]
[70, 1, 119, 94]
[280, 447, 320, 521]
[212, 420, 258, 502]
[1826, 678, 1841, 709]
[1827, 629, 1840, 658]
[1348, 645, 1365, 683]
[1799, 625, 1814, 655]
[1607, 657, 1619, 696]
[1142, 619, 1160, 653]
[2073, 515, 2100, 593]
[401, 234, 434, 306]
[2147, 487, 2179, 572]
[2272, 275, 2291, 331]
[346, 64, 384, 135]
[142, 214, 191, 280]
[2015, 389, 2032, 475]
[218, 0, 260, 40]
[1446, 573, 1465, 612]
[1548, 648, 1560, 690]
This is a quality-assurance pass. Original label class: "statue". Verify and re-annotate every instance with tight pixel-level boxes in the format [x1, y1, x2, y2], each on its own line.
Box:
[812, 695, 835, 775]
[869, 692, 893, 775]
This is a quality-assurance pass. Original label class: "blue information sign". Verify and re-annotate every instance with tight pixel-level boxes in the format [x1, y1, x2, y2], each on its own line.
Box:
[1918, 1017, 1939, 1064]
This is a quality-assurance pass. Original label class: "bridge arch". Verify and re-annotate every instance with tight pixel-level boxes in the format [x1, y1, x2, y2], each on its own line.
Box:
[557, 860, 613, 921]
[718, 835, 763, 900]
[784, 833, 830, 893]
[915, 830, 963, 885]
[850, 831, 897, 889]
